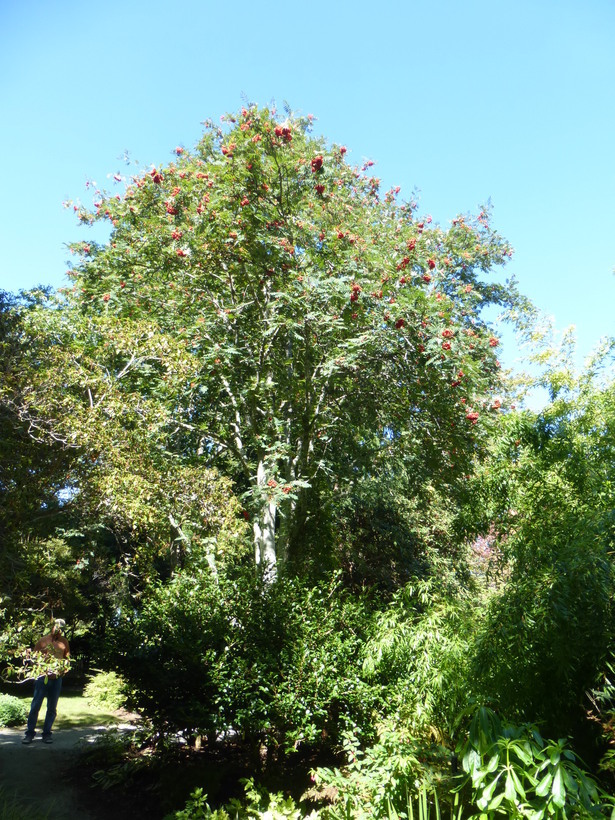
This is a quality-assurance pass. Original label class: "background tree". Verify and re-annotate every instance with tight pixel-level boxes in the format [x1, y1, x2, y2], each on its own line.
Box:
[0, 290, 246, 657]
[459, 342, 615, 737]
[0, 290, 83, 636]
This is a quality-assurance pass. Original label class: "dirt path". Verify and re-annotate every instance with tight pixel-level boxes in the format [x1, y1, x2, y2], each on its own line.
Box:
[0, 723, 136, 819]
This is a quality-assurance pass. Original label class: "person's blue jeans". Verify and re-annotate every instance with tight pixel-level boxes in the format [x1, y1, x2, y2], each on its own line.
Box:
[25, 676, 63, 738]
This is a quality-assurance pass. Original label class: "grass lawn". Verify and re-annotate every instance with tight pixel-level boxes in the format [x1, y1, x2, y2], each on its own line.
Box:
[5, 686, 129, 729]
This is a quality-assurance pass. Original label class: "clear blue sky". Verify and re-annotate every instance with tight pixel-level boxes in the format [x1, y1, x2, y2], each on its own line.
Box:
[1, 0, 613, 393]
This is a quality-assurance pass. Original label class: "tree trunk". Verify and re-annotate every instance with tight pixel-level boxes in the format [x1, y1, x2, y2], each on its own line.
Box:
[253, 459, 277, 578]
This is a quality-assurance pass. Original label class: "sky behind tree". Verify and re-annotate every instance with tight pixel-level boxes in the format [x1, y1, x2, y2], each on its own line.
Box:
[1, 0, 613, 400]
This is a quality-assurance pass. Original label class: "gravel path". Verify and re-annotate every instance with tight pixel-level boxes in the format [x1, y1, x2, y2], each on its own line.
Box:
[0, 724, 135, 819]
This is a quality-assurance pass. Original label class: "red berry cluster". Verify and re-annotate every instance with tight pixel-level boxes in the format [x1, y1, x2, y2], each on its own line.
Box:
[349, 282, 362, 303]
[274, 125, 293, 143]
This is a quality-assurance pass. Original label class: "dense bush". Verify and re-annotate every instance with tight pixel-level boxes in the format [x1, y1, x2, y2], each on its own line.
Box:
[0, 693, 28, 728]
[456, 706, 615, 818]
[471, 533, 613, 734]
[83, 670, 127, 711]
[361, 577, 479, 737]
[106, 568, 380, 753]
[312, 724, 452, 819]
[589, 658, 615, 790]
[106, 568, 229, 743]
[255, 577, 381, 752]
[463, 393, 615, 736]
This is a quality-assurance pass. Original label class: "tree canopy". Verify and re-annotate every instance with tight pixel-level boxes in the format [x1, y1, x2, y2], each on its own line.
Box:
[41, 104, 518, 574]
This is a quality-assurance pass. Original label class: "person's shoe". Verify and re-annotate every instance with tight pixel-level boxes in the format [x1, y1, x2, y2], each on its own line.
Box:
[42, 735, 53, 744]
[22, 735, 33, 744]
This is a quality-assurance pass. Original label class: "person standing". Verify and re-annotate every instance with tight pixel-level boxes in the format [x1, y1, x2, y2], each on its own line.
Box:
[22, 619, 71, 745]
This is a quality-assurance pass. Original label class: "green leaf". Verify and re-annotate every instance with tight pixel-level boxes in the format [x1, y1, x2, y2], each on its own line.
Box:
[479, 706, 492, 746]
[512, 742, 532, 766]
[463, 748, 481, 776]
[476, 773, 502, 810]
[535, 771, 553, 797]
[504, 772, 516, 802]
[551, 767, 565, 809]
[487, 792, 505, 812]
[561, 766, 579, 796]
[510, 768, 526, 800]
[547, 747, 561, 766]
[485, 753, 499, 773]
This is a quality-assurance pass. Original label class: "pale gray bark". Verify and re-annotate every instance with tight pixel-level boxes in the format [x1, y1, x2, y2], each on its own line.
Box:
[253, 459, 277, 579]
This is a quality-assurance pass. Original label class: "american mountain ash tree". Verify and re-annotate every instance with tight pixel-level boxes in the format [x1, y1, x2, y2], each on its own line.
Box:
[58, 104, 515, 573]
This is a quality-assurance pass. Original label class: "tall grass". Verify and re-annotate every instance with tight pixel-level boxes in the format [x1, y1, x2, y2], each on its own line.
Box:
[0, 786, 50, 820]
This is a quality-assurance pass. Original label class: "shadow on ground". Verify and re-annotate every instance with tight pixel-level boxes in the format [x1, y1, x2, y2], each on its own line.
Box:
[0, 723, 139, 820]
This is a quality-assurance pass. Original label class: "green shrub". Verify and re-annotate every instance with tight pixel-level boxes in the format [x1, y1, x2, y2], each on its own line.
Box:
[77, 726, 135, 767]
[83, 670, 127, 711]
[313, 724, 455, 819]
[456, 706, 615, 818]
[0, 693, 28, 728]
[361, 577, 478, 736]
[167, 778, 316, 819]
[464, 391, 615, 736]
[106, 568, 379, 751]
[470, 533, 614, 734]
[590, 659, 615, 790]
[261, 575, 380, 752]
